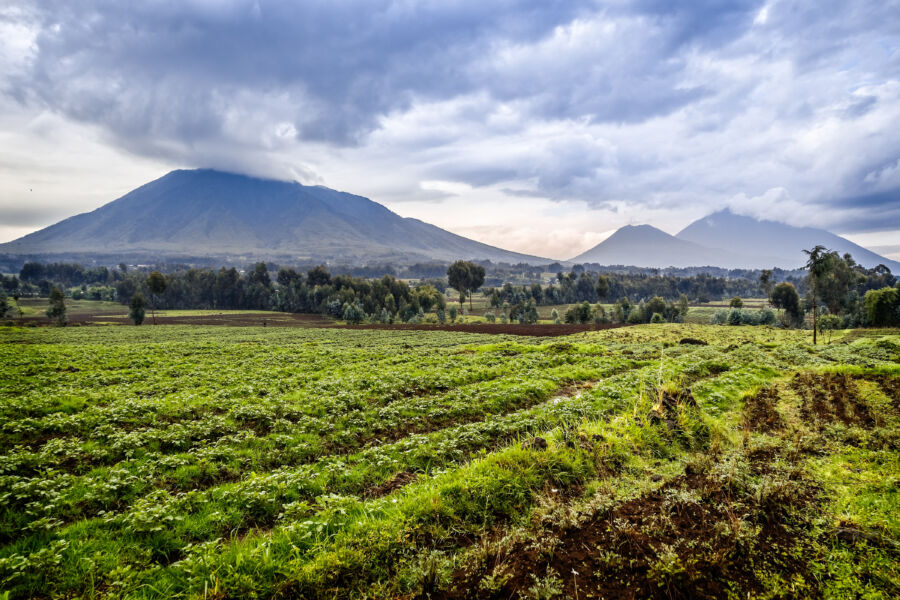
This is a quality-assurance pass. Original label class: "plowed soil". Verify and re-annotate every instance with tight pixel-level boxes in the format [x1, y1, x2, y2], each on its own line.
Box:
[12, 313, 628, 337]
[793, 372, 875, 429]
[445, 458, 816, 600]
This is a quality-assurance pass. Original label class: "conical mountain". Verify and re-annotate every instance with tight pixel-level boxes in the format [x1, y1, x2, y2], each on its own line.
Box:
[677, 209, 900, 271]
[0, 169, 550, 264]
[569, 224, 750, 268]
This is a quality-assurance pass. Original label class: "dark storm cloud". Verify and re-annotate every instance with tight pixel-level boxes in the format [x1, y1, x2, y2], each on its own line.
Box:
[11, 0, 597, 145]
[2, 0, 900, 235]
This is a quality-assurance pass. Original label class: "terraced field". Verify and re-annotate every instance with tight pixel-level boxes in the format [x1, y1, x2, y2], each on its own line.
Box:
[0, 324, 898, 599]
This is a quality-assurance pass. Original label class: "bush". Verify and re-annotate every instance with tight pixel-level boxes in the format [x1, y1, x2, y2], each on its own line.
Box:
[739, 310, 759, 326]
[730, 296, 743, 308]
[817, 314, 842, 332]
[129, 293, 147, 325]
[448, 306, 458, 323]
[517, 300, 539, 324]
[727, 308, 743, 326]
[564, 301, 592, 324]
[758, 308, 776, 325]
[46, 287, 67, 325]
[626, 308, 645, 324]
[864, 287, 899, 327]
[711, 310, 728, 325]
[650, 312, 664, 323]
[342, 302, 365, 324]
[484, 312, 496, 323]
[550, 308, 560, 324]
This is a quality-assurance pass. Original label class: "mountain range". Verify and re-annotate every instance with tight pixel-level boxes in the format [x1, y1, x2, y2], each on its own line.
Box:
[2, 169, 897, 271]
[572, 210, 899, 271]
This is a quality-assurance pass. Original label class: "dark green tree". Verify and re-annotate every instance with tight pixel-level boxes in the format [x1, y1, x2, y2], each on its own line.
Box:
[803, 245, 831, 344]
[146, 271, 167, 325]
[447, 260, 485, 309]
[770, 282, 802, 327]
[595, 275, 610, 302]
[864, 287, 899, 326]
[129, 293, 147, 325]
[46, 287, 66, 325]
[307, 265, 331, 286]
[759, 269, 774, 299]
[729, 296, 743, 308]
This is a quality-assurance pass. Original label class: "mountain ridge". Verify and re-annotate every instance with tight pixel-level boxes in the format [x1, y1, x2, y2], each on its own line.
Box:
[3, 170, 896, 271]
[676, 209, 899, 271]
[0, 169, 551, 265]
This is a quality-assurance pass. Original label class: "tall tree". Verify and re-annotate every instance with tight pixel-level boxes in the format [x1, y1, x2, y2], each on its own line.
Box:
[803, 245, 830, 344]
[770, 282, 802, 327]
[307, 265, 331, 286]
[447, 260, 472, 308]
[46, 287, 67, 325]
[596, 275, 610, 302]
[129, 293, 147, 325]
[467, 263, 485, 310]
[759, 269, 774, 300]
[146, 271, 167, 325]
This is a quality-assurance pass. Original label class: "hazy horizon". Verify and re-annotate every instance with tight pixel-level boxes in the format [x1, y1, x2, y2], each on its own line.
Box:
[1, 1, 898, 260]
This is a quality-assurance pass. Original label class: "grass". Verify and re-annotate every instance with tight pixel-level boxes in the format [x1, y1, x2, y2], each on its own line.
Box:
[0, 323, 897, 598]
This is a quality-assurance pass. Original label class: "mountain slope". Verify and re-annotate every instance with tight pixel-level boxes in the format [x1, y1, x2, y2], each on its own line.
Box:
[677, 210, 900, 271]
[0, 169, 549, 264]
[569, 224, 753, 268]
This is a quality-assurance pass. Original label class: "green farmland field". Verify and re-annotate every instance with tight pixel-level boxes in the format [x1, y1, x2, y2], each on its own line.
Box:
[1, 324, 898, 598]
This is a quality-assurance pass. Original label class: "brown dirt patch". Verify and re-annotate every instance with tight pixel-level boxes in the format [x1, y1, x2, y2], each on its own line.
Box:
[11, 313, 629, 337]
[343, 323, 628, 337]
[364, 472, 418, 499]
[444, 458, 817, 600]
[743, 386, 784, 432]
[793, 372, 875, 429]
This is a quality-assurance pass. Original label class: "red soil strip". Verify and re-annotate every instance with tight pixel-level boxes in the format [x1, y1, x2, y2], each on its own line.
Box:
[10, 314, 629, 337]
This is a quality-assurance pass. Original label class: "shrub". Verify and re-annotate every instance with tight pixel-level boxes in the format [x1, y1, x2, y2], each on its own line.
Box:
[727, 308, 742, 326]
[565, 301, 592, 324]
[650, 312, 664, 323]
[484, 312, 496, 323]
[626, 308, 645, 324]
[517, 300, 539, 324]
[730, 296, 743, 308]
[817, 314, 842, 332]
[550, 308, 560, 324]
[739, 310, 759, 326]
[129, 293, 147, 325]
[758, 307, 776, 325]
[342, 302, 365, 324]
[864, 287, 899, 327]
[46, 287, 67, 325]
[448, 306, 458, 323]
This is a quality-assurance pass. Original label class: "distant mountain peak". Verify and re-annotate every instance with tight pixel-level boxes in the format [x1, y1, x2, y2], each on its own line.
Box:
[677, 211, 899, 271]
[570, 209, 898, 270]
[0, 169, 550, 265]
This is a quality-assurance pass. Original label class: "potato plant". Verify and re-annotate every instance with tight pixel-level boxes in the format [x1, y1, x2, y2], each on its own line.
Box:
[0, 324, 897, 599]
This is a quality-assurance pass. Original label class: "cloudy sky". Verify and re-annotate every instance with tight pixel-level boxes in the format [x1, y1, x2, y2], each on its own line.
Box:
[1, 0, 898, 261]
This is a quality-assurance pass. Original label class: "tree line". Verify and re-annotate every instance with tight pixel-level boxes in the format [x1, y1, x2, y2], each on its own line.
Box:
[2, 252, 897, 329]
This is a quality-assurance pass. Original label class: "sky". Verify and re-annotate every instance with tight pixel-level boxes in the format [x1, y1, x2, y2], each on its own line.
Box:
[1, 0, 898, 261]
